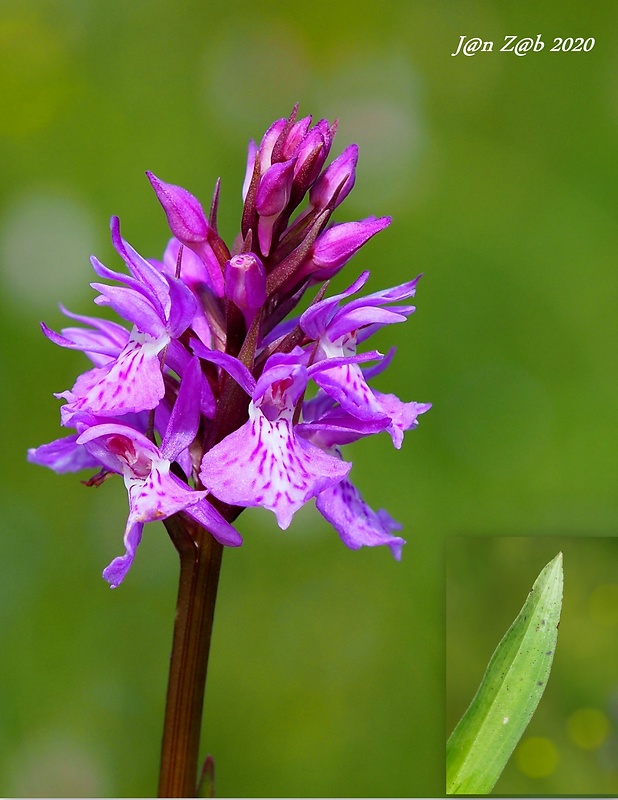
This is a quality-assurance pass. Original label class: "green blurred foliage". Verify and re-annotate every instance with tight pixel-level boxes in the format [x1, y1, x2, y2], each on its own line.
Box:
[1, 0, 617, 795]
[447, 538, 618, 794]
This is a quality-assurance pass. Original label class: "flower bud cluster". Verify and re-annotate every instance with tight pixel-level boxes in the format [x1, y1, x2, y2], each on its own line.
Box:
[29, 106, 429, 587]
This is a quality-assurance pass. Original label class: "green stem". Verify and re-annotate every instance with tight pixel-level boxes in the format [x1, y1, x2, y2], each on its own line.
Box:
[158, 514, 224, 798]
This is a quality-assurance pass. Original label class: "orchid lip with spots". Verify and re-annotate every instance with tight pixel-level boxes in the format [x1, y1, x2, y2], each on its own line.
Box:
[28, 104, 430, 588]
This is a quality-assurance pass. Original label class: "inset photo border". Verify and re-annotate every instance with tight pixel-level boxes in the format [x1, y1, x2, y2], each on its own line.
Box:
[447, 536, 618, 796]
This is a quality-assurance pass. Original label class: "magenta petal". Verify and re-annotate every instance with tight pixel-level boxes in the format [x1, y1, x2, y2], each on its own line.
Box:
[300, 272, 370, 338]
[373, 393, 432, 449]
[200, 416, 351, 530]
[147, 172, 210, 243]
[110, 217, 170, 311]
[316, 479, 405, 560]
[185, 499, 243, 547]
[92, 283, 165, 338]
[165, 274, 198, 338]
[192, 342, 256, 396]
[160, 356, 202, 460]
[102, 521, 144, 588]
[41, 322, 124, 364]
[27, 434, 101, 473]
[186, 240, 225, 298]
[45, 307, 130, 363]
[161, 237, 211, 291]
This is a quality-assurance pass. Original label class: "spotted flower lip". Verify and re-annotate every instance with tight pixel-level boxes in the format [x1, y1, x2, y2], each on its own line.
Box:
[30, 106, 429, 585]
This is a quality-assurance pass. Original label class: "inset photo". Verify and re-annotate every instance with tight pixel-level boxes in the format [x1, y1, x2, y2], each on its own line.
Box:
[446, 536, 618, 795]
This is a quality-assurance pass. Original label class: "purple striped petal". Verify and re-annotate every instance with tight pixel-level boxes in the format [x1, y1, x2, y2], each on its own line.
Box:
[62, 335, 167, 418]
[312, 361, 388, 422]
[316, 479, 405, 560]
[199, 415, 350, 530]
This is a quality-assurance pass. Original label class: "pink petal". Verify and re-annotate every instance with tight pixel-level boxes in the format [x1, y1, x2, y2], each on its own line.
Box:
[316, 479, 405, 560]
[200, 415, 350, 530]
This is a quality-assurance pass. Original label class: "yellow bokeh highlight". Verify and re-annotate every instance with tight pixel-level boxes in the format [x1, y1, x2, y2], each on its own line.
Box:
[515, 737, 559, 779]
[589, 584, 618, 626]
[567, 707, 611, 750]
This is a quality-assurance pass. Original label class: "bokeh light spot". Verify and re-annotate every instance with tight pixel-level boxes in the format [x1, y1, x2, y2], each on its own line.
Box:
[7, 730, 109, 797]
[319, 51, 426, 208]
[515, 736, 559, 779]
[589, 584, 618, 626]
[0, 189, 98, 311]
[567, 707, 611, 750]
[202, 22, 310, 132]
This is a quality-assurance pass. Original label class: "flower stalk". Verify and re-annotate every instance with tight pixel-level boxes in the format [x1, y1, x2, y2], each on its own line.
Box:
[158, 515, 224, 798]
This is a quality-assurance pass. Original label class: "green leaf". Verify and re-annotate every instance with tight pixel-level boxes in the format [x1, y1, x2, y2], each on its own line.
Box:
[446, 551, 563, 795]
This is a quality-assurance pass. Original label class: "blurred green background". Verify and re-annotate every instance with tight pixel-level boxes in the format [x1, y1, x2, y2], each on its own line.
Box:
[447, 538, 618, 795]
[1, 0, 617, 796]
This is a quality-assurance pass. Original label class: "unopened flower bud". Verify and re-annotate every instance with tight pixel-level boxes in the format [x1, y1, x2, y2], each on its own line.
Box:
[299, 216, 391, 281]
[309, 144, 358, 211]
[242, 140, 258, 202]
[258, 118, 287, 172]
[278, 115, 311, 160]
[255, 159, 296, 217]
[147, 172, 210, 243]
[225, 252, 267, 327]
[147, 172, 224, 296]
[293, 120, 333, 196]
[255, 159, 296, 256]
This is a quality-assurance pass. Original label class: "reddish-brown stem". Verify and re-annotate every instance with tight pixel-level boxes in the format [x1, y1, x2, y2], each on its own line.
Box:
[158, 515, 224, 798]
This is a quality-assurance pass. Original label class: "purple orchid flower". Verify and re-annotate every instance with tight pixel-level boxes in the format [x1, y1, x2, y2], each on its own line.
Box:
[53, 218, 197, 423]
[297, 394, 408, 558]
[300, 271, 429, 443]
[77, 358, 241, 587]
[198, 350, 351, 530]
